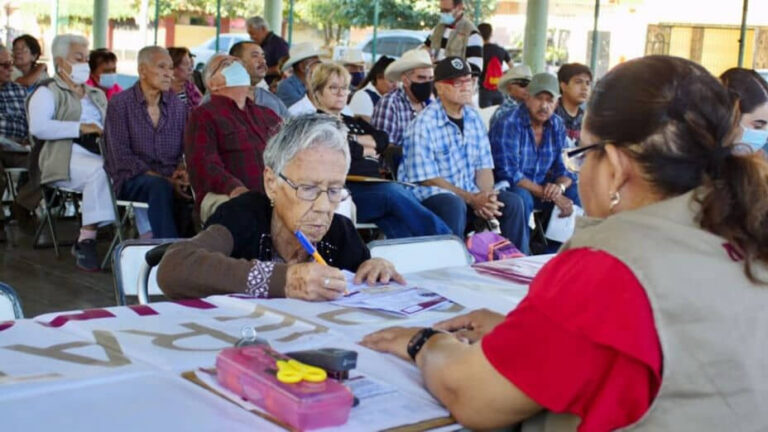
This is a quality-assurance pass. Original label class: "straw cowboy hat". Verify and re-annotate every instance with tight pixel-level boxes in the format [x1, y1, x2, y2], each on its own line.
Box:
[498, 64, 533, 93]
[339, 48, 365, 66]
[282, 42, 323, 72]
[384, 48, 433, 82]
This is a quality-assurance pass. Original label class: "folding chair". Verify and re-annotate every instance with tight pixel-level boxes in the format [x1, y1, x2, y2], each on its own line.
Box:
[111, 239, 177, 305]
[32, 185, 81, 256]
[367, 234, 473, 274]
[2, 167, 27, 202]
[98, 138, 152, 270]
[0, 282, 24, 320]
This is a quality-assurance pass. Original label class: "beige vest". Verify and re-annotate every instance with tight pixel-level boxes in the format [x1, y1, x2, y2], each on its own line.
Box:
[28, 75, 107, 185]
[523, 190, 768, 432]
[430, 16, 477, 60]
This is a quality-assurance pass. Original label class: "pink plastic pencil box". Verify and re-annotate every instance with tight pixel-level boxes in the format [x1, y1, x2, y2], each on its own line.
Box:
[216, 345, 353, 430]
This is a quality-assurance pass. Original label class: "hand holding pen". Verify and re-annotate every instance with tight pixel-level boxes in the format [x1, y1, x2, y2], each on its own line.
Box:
[283, 230, 348, 301]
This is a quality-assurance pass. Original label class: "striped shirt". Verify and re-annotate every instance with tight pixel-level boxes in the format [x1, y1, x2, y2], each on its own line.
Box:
[400, 99, 494, 201]
[426, 18, 484, 72]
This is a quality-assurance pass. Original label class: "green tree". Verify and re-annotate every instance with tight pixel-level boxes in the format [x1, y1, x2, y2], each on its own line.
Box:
[296, 0, 497, 46]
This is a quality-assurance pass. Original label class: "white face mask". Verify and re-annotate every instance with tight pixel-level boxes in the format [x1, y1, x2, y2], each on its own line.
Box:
[66, 61, 91, 85]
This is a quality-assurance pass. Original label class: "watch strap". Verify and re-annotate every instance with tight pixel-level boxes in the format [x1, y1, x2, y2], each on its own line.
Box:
[407, 328, 441, 361]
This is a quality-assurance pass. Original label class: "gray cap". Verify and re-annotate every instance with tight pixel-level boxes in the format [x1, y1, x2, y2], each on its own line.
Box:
[527, 73, 560, 97]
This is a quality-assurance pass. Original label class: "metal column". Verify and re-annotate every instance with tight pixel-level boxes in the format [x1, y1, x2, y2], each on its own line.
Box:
[93, 0, 108, 49]
[590, 0, 599, 73]
[372, 0, 380, 61]
[738, 0, 749, 68]
[523, 0, 549, 73]
[264, 0, 283, 38]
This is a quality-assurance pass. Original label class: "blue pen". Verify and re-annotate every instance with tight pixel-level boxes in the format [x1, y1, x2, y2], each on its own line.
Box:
[295, 230, 328, 265]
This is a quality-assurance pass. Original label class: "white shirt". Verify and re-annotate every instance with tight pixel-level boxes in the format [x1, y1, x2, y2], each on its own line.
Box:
[348, 83, 380, 118]
[288, 95, 353, 117]
[28, 86, 103, 141]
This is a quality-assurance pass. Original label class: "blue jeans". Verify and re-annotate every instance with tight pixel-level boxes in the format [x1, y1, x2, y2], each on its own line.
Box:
[119, 174, 178, 238]
[347, 182, 452, 239]
[422, 191, 530, 254]
[508, 183, 582, 232]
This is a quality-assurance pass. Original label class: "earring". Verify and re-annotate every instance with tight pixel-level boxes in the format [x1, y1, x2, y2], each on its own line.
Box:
[609, 191, 621, 212]
[269, 198, 275, 207]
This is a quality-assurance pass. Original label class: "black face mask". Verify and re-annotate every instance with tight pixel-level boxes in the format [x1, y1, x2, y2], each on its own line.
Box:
[409, 81, 433, 103]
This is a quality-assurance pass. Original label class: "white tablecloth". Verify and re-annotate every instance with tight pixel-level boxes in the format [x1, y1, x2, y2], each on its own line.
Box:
[0, 258, 543, 431]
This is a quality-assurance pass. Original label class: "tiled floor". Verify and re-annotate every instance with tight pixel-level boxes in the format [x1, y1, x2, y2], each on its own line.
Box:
[0, 220, 115, 318]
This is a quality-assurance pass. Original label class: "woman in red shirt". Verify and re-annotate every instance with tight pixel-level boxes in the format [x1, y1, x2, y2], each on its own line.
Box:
[362, 56, 768, 431]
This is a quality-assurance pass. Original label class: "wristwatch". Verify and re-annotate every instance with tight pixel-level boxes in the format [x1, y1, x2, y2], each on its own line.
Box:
[557, 183, 566, 194]
[407, 328, 442, 362]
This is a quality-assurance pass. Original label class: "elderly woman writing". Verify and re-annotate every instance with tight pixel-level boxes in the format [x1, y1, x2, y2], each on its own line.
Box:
[158, 114, 403, 300]
[362, 56, 768, 430]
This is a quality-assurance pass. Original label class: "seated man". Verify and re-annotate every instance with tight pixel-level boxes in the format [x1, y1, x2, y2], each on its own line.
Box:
[400, 57, 529, 253]
[27, 34, 116, 271]
[276, 43, 320, 108]
[158, 114, 402, 300]
[489, 64, 531, 131]
[0, 44, 29, 242]
[489, 72, 579, 231]
[104, 46, 189, 239]
[185, 54, 281, 222]
[86, 48, 123, 101]
[554, 63, 592, 148]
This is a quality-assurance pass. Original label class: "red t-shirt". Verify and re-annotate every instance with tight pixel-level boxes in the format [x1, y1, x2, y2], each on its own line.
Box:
[481, 248, 663, 431]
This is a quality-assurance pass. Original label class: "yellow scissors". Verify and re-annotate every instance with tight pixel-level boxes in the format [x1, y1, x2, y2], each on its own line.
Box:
[275, 359, 327, 384]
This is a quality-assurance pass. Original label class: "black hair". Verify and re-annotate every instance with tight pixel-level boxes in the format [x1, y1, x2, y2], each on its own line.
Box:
[13, 34, 42, 61]
[88, 48, 117, 72]
[557, 63, 592, 85]
[720, 68, 768, 115]
[356, 55, 395, 91]
[478, 23, 492, 41]
[229, 40, 259, 58]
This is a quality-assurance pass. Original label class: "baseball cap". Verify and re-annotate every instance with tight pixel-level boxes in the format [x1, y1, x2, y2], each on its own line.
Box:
[434, 56, 472, 82]
[527, 73, 559, 97]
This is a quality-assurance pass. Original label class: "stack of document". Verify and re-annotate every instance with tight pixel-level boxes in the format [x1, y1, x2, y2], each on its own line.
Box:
[471, 255, 553, 285]
[331, 271, 450, 317]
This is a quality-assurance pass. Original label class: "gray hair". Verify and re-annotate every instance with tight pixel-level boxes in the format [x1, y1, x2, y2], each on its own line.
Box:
[137, 45, 169, 66]
[246, 16, 269, 31]
[51, 34, 88, 60]
[264, 114, 351, 175]
[202, 52, 229, 89]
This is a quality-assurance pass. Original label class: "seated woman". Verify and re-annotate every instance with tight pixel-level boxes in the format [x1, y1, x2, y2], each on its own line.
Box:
[11, 34, 48, 89]
[720, 67, 768, 157]
[347, 55, 396, 123]
[86, 48, 123, 101]
[309, 62, 451, 239]
[168, 47, 202, 108]
[362, 56, 768, 430]
[158, 114, 403, 301]
[27, 34, 116, 271]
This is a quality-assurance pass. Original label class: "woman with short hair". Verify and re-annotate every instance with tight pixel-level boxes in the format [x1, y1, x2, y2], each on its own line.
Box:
[168, 47, 202, 107]
[363, 56, 768, 431]
[27, 34, 116, 271]
[309, 62, 451, 239]
[11, 34, 48, 88]
[158, 114, 403, 300]
[86, 48, 123, 100]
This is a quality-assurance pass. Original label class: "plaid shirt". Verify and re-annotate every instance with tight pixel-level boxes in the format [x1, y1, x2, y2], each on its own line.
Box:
[184, 95, 280, 210]
[0, 81, 28, 140]
[103, 84, 188, 193]
[370, 87, 427, 147]
[488, 104, 568, 186]
[554, 99, 585, 148]
[488, 95, 519, 132]
[400, 99, 494, 201]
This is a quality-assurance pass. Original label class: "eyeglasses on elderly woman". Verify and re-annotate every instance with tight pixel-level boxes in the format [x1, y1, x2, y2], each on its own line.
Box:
[278, 173, 351, 203]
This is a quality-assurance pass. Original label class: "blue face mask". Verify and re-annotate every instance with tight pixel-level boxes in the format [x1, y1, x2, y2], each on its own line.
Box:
[222, 62, 251, 87]
[740, 126, 768, 153]
[98, 73, 118, 89]
[350, 71, 364, 88]
[440, 11, 455, 25]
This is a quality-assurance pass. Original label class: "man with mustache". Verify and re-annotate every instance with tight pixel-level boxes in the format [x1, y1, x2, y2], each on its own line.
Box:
[554, 63, 592, 148]
[104, 46, 189, 239]
[488, 72, 578, 237]
[228, 41, 288, 118]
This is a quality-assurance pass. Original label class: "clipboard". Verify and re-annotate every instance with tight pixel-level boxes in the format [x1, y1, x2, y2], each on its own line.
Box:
[346, 175, 417, 188]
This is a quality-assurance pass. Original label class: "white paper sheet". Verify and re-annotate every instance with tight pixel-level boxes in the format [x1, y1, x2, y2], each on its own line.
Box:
[329, 271, 451, 317]
[545, 205, 584, 243]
